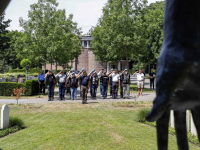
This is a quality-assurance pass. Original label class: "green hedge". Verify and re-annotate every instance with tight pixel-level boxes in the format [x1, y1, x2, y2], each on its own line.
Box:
[24, 79, 39, 96]
[0, 82, 24, 96]
[9, 68, 41, 74]
[0, 79, 39, 96]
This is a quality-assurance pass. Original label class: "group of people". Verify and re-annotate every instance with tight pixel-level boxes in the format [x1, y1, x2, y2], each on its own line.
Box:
[38, 68, 156, 104]
[38, 68, 131, 104]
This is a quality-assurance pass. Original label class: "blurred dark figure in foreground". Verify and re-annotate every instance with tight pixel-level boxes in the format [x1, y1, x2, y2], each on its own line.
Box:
[146, 0, 200, 150]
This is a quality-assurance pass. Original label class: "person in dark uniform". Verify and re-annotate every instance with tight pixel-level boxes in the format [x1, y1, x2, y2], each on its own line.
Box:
[79, 68, 85, 97]
[122, 69, 131, 99]
[38, 70, 46, 95]
[109, 68, 113, 97]
[68, 72, 79, 100]
[77, 70, 90, 104]
[101, 71, 109, 99]
[149, 69, 156, 90]
[45, 70, 56, 101]
[90, 71, 99, 100]
[120, 71, 124, 98]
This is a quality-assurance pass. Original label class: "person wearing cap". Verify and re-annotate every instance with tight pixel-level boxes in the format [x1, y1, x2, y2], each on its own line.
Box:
[98, 69, 104, 96]
[38, 70, 46, 95]
[90, 71, 99, 100]
[79, 68, 85, 97]
[68, 72, 79, 100]
[88, 69, 95, 96]
[45, 70, 56, 101]
[56, 70, 67, 100]
[77, 70, 90, 104]
[133, 69, 144, 96]
[100, 71, 109, 99]
[122, 69, 131, 99]
[109, 69, 120, 99]
[119, 71, 124, 98]
[109, 68, 114, 97]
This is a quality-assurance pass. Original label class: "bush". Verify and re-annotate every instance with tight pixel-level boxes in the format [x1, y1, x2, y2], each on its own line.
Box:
[24, 79, 39, 96]
[20, 59, 31, 68]
[9, 116, 25, 128]
[9, 68, 41, 74]
[0, 116, 25, 138]
[135, 108, 151, 122]
[0, 82, 24, 96]
[0, 79, 39, 96]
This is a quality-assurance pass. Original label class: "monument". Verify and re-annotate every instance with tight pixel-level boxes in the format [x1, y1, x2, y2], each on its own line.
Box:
[1, 104, 9, 129]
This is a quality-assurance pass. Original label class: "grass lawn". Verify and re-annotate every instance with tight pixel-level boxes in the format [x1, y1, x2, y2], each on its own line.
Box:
[0, 102, 199, 150]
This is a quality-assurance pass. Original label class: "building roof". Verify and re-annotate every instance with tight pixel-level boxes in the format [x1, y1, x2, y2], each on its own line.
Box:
[81, 36, 93, 41]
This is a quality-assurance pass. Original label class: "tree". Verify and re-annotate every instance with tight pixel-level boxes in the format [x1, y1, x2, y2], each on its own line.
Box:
[13, 0, 81, 72]
[91, 0, 147, 68]
[132, 1, 165, 68]
[20, 59, 31, 68]
[0, 12, 20, 72]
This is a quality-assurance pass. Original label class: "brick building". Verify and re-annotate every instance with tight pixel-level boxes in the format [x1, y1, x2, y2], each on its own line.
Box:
[44, 35, 133, 73]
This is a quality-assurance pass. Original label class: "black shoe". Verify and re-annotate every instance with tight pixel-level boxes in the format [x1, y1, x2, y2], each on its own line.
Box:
[127, 97, 130, 99]
[48, 97, 51, 101]
[123, 97, 126, 99]
[82, 101, 85, 104]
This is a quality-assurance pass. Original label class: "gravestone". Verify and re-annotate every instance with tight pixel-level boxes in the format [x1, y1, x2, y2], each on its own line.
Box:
[170, 110, 174, 128]
[9, 75, 14, 78]
[191, 113, 197, 136]
[10, 78, 18, 83]
[28, 76, 34, 80]
[186, 110, 190, 132]
[1, 104, 9, 129]
[0, 78, 7, 82]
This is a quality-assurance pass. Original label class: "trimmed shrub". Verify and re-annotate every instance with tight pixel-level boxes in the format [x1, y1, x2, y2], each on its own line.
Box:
[9, 116, 25, 128]
[24, 79, 39, 96]
[135, 108, 151, 122]
[0, 79, 39, 96]
[0, 82, 24, 96]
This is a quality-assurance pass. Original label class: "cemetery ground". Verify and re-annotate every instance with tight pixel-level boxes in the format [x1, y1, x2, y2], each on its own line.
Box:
[0, 102, 200, 150]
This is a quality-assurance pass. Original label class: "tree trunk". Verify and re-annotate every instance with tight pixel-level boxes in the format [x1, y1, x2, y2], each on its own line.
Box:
[126, 49, 128, 69]
[55, 62, 57, 73]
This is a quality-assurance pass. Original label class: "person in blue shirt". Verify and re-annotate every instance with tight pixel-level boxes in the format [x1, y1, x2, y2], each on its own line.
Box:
[77, 70, 90, 104]
[38, 70, 46, 95]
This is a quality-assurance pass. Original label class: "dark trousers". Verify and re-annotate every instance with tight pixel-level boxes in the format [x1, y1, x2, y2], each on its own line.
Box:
[120, 81, 123, 98]
[100, 82, 103, 95]
[110, 82, 112, 96]
[90, 84, 92, 96]
[81, 85, 88, 103]
[150, 79, 155, 90]
[80, 85, 82, 97]
[59, 83, 65, 99]
[112, 82, 119, 98]
[39, 80, 45, 94]
[92, 84, 97, 98]
[48, 85, 54, 97]
[102, 86, 108, 98]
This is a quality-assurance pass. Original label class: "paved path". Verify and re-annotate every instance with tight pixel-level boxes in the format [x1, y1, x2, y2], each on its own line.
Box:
[0, 75, 156, 104]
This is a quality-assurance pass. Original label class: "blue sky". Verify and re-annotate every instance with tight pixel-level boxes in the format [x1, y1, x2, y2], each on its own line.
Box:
[5, 0, 162, 34]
